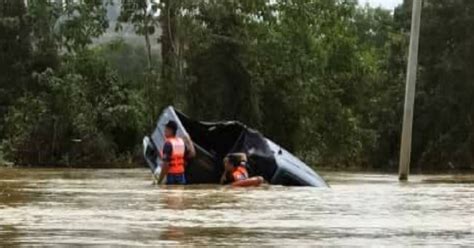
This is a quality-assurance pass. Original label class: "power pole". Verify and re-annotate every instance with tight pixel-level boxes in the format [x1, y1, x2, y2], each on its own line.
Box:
[399, 0, 423, 181]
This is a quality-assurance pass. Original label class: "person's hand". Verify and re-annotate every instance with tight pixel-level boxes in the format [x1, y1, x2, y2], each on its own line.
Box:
[182, 133, 192, 142]
[183, 133, 196, 158]
[220, 173, 227, 184]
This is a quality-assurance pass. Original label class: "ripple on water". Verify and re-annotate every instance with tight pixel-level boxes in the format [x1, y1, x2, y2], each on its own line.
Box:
[1, 168, 474, 246]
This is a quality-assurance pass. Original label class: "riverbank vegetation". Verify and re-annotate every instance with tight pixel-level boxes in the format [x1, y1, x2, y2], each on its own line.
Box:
[1, 0, 473, 171]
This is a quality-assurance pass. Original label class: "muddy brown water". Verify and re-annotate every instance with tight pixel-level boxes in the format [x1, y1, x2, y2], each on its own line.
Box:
[1, 168, 473, 246]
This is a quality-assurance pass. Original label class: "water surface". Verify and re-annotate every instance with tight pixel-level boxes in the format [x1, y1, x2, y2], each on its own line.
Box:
[1, 168, 473, 246]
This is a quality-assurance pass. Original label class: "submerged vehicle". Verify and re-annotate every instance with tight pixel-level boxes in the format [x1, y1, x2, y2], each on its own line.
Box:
[143, 106, 328, 187]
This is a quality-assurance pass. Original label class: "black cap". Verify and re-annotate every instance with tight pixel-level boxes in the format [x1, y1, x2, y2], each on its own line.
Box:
[165, 120, 178, 133]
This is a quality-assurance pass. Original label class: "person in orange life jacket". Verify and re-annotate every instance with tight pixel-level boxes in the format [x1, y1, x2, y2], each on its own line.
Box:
[157, 120, 196, 185]
[220, 153, 249, 184]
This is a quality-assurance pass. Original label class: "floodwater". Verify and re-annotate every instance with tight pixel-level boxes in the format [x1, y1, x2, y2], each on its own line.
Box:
[1, 169, 473, 247]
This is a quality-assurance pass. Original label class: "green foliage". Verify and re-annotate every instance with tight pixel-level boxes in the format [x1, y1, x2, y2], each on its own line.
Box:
[182, 1, 266, 127]
[410, 0, 474, 170]
[1, 0, 473, 171]
[117, 0, 158, 36]
[0, 0, 31, 98]
[3, 50, 146, 166]
[1, 0, 148, 166]
[0, 0, 32, 150]
[96, 39, 149, 83]
[27, 0, 60, 72]
[59, 0, 110, 52]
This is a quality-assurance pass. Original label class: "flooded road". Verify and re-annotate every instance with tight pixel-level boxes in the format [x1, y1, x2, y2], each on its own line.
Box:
[1, 168, 473, 246]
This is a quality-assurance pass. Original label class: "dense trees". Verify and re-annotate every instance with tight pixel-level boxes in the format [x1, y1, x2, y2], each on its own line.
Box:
[0, 0, 473, 171]
[1, 0, 144, 166]
[0, 0, 33, 165]
[411, 1, 474, 170]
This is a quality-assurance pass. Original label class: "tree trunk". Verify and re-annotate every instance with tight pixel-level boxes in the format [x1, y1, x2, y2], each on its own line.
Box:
[160, 0, 177, 105]
[143, 6, 152, 69]
[145, 30, 152, 69]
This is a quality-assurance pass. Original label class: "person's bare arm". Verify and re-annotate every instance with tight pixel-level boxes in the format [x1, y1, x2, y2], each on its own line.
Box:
[183, 134, 196, 159]
[157, 163, 169, 184]
[220, 172, 227, 184]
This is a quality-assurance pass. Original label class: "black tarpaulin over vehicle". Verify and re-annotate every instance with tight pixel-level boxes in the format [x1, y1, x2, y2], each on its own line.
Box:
[143, 106, 328, 187]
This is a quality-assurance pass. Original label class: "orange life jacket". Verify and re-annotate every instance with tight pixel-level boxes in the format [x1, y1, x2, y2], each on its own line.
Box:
[164, 137, 185, 174]
[232, 166, 249, 182]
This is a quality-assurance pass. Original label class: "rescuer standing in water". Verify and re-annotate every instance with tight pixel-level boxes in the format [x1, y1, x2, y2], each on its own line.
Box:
[157, 120, 196, 185]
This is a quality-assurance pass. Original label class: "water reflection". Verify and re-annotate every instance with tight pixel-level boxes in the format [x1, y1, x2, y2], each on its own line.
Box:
[1, 180, 28, 208]
[0, 168, 474, 246]
[157, 186, 248, 245]
[159, 188, 186, 244]
[0, 225, 20, 248]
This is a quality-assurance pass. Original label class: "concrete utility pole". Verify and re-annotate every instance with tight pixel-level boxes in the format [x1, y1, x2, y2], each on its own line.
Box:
[399, 0, 423, 181]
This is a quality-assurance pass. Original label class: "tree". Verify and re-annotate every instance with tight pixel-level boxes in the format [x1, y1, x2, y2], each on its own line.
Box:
[117, 0, 159, 69]
[411, 0, 474, 170]
[3, 51, 146, 166]
[59, 0, 110, 52]
[0, 0, 31, 142]
[182, 1, 267, 126]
